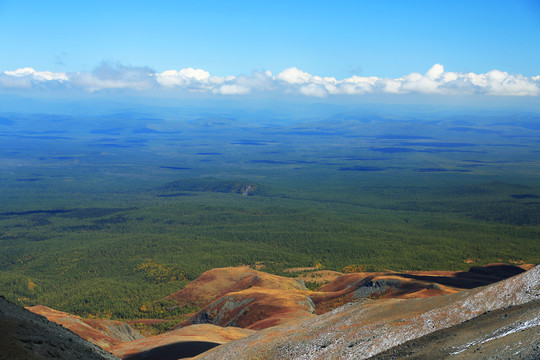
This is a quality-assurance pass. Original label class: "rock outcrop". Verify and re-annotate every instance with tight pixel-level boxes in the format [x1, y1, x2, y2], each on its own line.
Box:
[26, 305, 144, 351]
[183, 287, 317, 330]
[5, 264, 535, 360]
[167, 266, 314, 330]
[0, 296, 119, 360]
[311, 263, 530, 313]
[193, 265, 539, 360]
[370, 299, 540, 359]
[170, 264, 530, 330]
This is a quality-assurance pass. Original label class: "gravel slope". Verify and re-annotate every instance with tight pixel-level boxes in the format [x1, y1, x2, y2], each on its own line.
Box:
[195, 265, 539, 360]
[369, 300, 540, 360]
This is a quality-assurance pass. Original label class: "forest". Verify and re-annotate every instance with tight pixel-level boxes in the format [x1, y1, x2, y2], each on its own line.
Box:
[0, 108, 539, 332]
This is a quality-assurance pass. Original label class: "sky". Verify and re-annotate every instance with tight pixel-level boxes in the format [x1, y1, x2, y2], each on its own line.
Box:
[0, 0, 539, 102]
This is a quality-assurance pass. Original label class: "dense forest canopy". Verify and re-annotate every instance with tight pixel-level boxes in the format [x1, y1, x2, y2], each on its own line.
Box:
[0, 108, 538, 330]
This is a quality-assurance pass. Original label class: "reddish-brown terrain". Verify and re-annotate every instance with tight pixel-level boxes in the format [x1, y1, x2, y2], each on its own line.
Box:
[167, 266, 316, 330]
[194, 265, 540, 360]
[110, 324, 254, 359]
[171, 264, 530, 330]
[311, 263, 532, 313]
[164, 266, 308, 307]
[16, 263, 536, 360]
[180, 286, 317, 330]
[26, 305, 144, 351]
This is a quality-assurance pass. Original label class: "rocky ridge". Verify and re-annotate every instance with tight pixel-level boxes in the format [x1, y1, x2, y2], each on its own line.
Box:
[0, 296, 119, 360]
[8, 264, 535, 359]
[370, 299, 540, 359]
[194, 265, 539, 360]
[27, 305, 143, 350]
[171, 264, 529, 330]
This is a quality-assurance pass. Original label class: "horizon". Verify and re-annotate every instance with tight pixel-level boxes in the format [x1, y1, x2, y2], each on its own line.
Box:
[0, 2, 539, 355]
[1, 1, 539, 108]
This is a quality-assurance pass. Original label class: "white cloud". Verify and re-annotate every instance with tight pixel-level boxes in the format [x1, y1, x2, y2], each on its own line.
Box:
[0, 63, 538, 97]
[155, 68, 214, 88]
[4, 67, 68, 81]
[69, 63, 155, 92]
[277, 67, 313, 85]
[400, 70, 442, 94]
[213, 84, 251, 95]
[211, 70, 276, 95]
[0, 67, 68, 88]
[483, 70, 539, 96]
[381, 78, 401, 93]
[387, 64, 540, 96]
[299, 84, 328, 97]
[425, 63, 444, 80]
[332, 76, 379, 95]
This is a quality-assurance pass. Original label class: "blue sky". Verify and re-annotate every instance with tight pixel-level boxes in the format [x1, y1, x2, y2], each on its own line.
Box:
[0, 0, 539, 100]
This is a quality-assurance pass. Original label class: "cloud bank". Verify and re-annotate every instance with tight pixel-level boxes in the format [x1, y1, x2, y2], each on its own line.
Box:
[1, 63, 539, 97]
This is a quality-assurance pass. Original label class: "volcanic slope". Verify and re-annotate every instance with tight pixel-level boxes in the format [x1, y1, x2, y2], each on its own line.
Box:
[0, 296, 119, 360]
[111, 324, 255, 360]
[27, 305, 144, 351]
[21, 303, 255, 360]
[166, 266, 315, 330]
[164, 266, 308, 307]
[193, 265, 539, 360]
[370, 299, 540, 359]
[168, 264, 530, 330]
[7, 264, 533, 360]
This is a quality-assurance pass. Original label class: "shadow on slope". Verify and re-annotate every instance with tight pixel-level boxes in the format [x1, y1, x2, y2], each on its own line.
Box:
[168, 264, 532, 332]
[123, 341, 220, 360]
[192, 265, 539, 360]
[397, 264, 527, 289]
[110, 323, 255, 359]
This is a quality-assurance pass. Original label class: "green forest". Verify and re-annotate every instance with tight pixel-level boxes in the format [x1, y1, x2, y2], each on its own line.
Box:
[1, 178, 538, 325]
[1, 111, 539, 332]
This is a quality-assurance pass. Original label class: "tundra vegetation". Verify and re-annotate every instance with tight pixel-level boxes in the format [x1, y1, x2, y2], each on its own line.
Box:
[0, 109, 538, 332]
